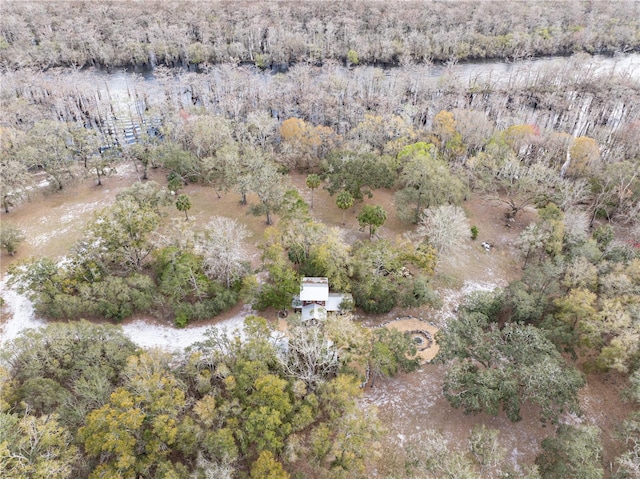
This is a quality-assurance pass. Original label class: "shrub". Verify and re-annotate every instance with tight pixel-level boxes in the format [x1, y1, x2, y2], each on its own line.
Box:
[0, 223, 25, 255]
[400, 276, 442, 309]
[352, 276, 396, 314]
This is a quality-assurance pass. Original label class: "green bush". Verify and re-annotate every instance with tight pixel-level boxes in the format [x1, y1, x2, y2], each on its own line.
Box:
[352, 276, 396, 314]
[91, 274, 155, 322]
[172, 289, 239, 326]
[400, 276, 442, 309]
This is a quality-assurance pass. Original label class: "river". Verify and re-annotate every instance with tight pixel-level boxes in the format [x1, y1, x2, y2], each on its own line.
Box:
[82, 52, 640, 143]
[98, 52, 640, 104]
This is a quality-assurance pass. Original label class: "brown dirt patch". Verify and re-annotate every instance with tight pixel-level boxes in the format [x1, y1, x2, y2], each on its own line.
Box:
[1, 164, 148, 275]
[289, 171, 413, 245]
[0, 162, 270, 277]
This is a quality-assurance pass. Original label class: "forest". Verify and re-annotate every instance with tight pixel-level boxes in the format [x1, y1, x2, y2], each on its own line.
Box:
[1, 1, 640, 478]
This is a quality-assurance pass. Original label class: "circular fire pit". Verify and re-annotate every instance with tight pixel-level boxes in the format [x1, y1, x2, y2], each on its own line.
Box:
[383, 316, 440, 363]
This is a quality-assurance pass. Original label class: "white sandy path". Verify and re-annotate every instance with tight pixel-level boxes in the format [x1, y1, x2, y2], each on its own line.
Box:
[0, 279, 254, 351]
[120, 305, 253, 350]
[1, 279, 502, 351]
[0, 280, 46, 341]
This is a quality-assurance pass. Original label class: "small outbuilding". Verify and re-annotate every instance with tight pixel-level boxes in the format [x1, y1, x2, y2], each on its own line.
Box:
[292, 277, 352, 321]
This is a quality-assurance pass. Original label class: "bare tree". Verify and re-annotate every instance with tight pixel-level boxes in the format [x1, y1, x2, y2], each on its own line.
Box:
[196, 216, 251, 289]
[417, 205, 470, 255]
[276, 320, 340, 391]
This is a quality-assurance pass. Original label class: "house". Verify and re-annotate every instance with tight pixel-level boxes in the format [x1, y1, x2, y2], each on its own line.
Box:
[292, 277, 352, 321]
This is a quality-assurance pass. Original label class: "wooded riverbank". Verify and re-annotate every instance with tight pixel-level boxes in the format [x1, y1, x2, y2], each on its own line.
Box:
[1, 1, 639, 71]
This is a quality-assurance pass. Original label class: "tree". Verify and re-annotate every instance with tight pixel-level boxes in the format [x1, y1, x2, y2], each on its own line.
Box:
[614, 374, 640, 479]
[68, 125, 107, 184]
[0, 158, 31, 213]
[518, 222, 553, 268]
[336, 191, 354, 225]
[256, 242, 300, 312]
[84, 198, 161, 273]
[0, 413, 79, 478]
[402, 427, 540, 479]
[280, 117, 323, 170]
[437, 312, 585, 423]
[197, 216, 251, 289]
[244, 111, 278, 149]
[403, 429, 482, 479]
[565, 136, 600, 179]
[0, 223, 25, 256]
[175, 194, 192, 220]
[452, 108, 495, 155]
[157, 142, 200, 186]
[468, 424, 506, 475]
[350, 114, 416, 154]
[502, 124, 541, 162]
[322, 151, 395, 200]
[180, 114, 234, 160]
[395, 142, 466, 223]
[20, 121, 77, 191]
[417, 204, 470, 255]
[241, 374, 294, 455]
[79, 352, 187, 478]
[370, 328, 420, 387]
[346, 48, 359, 66]
[587, 161, 640, 226]
[535, 425, 604, 479]
[614, 413, 640, 479]
[555, 288, 598, 332]
[311, 404, 381, 477]
[430, 110, 465, 161]
[153, 247, 210, 308]
[167, 171, 185, 193]
[250, 451, 290, 479]
[357, 204, 386, 239]
[250, 161, 289, 225]
[349, 240, 407, 314]
[1, 321, 138, 428]
[117, 180, 171, 210]
[226, 145, 264, 206]
[279, 219, 352, 291]
[276, 320, 340, 391]
[130, 142, 157, 181]
[475, 158, 559, 220]
[305, 173, 321, 209]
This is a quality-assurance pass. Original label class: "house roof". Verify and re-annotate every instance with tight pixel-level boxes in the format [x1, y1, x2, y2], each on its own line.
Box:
[299, 277, 329, 302]
[327, 292, 352, 311]
[301, 303, 327, 321]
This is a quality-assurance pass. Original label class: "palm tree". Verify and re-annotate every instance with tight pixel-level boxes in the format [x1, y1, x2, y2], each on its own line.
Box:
[306, 173, 321, 209]
[336, 191, 354, 225]
[176, 194, 192, 220]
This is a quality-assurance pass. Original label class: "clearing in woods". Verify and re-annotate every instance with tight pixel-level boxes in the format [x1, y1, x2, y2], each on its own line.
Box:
[0, 165, 633, 475]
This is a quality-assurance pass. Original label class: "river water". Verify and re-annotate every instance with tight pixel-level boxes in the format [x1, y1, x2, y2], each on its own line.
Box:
[97, 52, 640, 112]
[111, 51, 640, 79]
[82, 52, 640, 143]
[100, 52, 640, 95]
